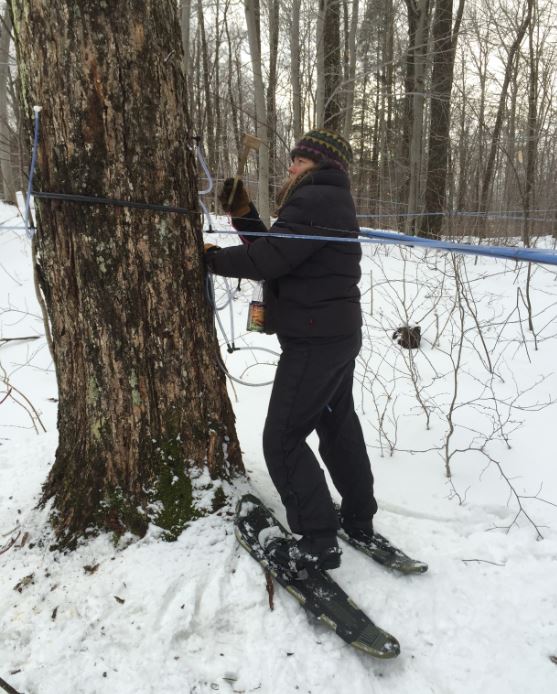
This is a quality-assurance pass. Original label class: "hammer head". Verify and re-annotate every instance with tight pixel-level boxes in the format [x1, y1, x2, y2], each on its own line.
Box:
[241, 133, 264, 152]
[236, 132, 265, 177]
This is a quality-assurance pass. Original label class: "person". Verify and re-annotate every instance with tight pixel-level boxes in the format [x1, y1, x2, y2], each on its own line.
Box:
[204, 129, 377, 573]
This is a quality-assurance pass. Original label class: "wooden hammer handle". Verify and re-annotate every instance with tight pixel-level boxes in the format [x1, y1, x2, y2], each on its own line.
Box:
[227, 133, 264, 207]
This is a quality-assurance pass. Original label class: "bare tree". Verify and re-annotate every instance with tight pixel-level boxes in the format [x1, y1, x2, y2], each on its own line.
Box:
[181, 0, 193, 95]
[403, 0, 430, 235]
[160, 0, 557, 241]
[420, 0, 465, 239]
[522, 0, 539, 247]
[291, 0, 303, 140]
[267, 0, 280, 190]
[479, 0, 533, 233]
[321, 0, 343, 131]
[245, 0, 270, 225]
[342, 0, 359, 139]
[197, 0, 216, 173]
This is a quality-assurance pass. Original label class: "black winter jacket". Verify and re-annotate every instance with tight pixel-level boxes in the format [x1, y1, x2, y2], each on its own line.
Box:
[206, 166, 363, 337]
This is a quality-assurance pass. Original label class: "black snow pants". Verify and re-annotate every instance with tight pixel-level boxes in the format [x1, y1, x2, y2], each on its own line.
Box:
[262, 330, 377, 537]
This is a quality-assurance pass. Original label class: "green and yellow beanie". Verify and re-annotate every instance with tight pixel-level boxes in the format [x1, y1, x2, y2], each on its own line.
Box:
[290, 129, 353, 172]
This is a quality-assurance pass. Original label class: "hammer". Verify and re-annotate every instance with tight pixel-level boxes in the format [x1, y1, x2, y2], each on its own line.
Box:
[227, 132, 264, 208]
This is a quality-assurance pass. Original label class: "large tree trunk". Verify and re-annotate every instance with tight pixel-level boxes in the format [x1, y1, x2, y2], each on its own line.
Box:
[10, 0, 243, 547]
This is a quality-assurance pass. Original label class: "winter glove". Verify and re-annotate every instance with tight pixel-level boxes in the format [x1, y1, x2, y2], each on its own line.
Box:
[218, 177, 251, 217]
[204, 243, 220, 253]
[203, 243, 220, 272]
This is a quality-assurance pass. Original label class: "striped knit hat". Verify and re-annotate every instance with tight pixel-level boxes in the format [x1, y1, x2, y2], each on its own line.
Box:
[290, 129, 353, 172]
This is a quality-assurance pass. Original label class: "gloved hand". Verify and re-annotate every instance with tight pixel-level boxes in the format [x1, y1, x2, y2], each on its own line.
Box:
[218, 177, 251, 217]
[203, 243, 220, 271]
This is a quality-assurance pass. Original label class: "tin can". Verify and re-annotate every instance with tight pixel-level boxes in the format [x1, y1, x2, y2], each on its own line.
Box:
[247, 301, 266, 332]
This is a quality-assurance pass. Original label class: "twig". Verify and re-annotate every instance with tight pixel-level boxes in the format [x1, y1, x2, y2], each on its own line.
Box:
[0, 262, 23, 286]
[461, 558, 505, 567]
[524, 263, 538, 349]
[0, 675, 22, 694]
[264, 569, 274, 611]
[0, 387, 12, 405]
[460, 262, 495, 375]
[515, 288, 532, 364]
[0, 336, 40, 345]
[1, 524, 20, 538]
[0, 379, 46, 433]
[0, 532, 20, 555]
[490, 455, 546, 540]
[444, 257, 466, 478]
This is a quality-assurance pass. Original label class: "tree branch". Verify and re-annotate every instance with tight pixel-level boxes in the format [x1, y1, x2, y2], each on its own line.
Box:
[0, 675, 21, 694]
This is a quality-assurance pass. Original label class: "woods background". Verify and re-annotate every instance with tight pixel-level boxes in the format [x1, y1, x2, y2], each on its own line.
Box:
[2, 0, 557, 241]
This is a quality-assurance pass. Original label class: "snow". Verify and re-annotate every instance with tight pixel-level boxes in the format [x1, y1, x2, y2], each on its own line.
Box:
[1, 203, 557, 693]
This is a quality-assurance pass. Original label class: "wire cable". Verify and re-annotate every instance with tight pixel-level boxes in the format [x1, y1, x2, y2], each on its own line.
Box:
[24, 106, 41, 239]
[205, 272, 277, 387]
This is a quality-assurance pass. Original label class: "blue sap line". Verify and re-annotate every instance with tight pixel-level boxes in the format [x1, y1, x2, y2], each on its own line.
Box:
[206, 227, 557, 267]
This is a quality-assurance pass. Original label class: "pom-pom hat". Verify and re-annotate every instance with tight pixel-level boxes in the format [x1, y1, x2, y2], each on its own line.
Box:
[290, 128, 353, 172]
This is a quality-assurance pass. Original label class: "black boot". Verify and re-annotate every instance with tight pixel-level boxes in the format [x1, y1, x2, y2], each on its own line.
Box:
[266, 533, 342, 575]
[339, 515, 374, 546]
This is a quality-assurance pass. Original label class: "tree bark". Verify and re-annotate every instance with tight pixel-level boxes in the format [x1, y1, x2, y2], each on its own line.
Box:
[244, 0, 270, 226]
[267, 0, 279, 192]
[10, 0, 242, 546]
[180, 0, 193, 96]
[479, 4, 532, 234]
[381, 0, 395, 207]
[213, 0, 226, 189]
[455, 53, 469, 214]
[342, 0, 358, 139]
[420, 0, 465, 239]
[224, 10, 240, 157]
[290, 0, 303, 141]
[523, 0, 537, 247]
[404, 0, 430, 234]
[322, 0, 342, 132]
[400, 0, 430, 233]
[0, 5, 15, 202]
[315, 2, 325, 128]
[197, 0, 216, 173]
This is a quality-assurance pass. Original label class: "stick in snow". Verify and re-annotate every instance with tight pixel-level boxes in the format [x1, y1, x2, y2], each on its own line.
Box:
[0, 675, 22, 694]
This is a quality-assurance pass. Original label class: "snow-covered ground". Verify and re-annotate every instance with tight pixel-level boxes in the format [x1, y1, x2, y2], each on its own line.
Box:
[1, 203, 556, 693]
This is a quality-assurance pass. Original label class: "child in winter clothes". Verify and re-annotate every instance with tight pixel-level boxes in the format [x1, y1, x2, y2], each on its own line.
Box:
[204, 129, 377, 572]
